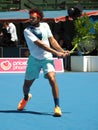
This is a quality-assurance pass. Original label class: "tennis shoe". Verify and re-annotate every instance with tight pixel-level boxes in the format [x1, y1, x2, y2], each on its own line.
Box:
[54, 106, 62, 117]
[17, 93, 32, 110]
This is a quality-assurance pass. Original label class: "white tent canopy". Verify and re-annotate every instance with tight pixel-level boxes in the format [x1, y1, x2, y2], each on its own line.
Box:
[0, 10, 98, 23]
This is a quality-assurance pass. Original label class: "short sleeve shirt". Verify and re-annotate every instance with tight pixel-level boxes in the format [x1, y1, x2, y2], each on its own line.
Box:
[24, 22, 53, 60]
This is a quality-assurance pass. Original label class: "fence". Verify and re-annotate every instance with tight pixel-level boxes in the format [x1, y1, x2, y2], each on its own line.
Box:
[0, 0, 98, 11]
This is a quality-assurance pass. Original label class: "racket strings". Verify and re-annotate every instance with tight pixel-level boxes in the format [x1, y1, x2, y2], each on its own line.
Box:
[78, 39, 96, 54]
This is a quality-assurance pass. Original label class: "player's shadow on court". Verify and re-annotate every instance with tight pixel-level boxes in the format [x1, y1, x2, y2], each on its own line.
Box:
[0, 110, 71, 116]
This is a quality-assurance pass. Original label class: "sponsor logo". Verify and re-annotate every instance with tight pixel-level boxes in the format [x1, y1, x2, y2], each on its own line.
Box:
[1, 60, 12, 70]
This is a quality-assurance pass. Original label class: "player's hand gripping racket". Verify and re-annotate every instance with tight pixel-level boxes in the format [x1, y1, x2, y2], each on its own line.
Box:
[70, 36, 96, 55]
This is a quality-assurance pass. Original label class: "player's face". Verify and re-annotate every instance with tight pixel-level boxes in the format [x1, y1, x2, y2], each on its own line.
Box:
[30, 14, 40, 26]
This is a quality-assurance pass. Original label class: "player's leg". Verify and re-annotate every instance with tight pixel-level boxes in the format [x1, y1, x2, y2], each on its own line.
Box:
[42, 59, 62, 116]
[17, 55, 40, 110]
[47, 72, 59, 105]
[23, 79, 35, 100]
[17, 79, 35, 110]
[47, 72, 62, 116]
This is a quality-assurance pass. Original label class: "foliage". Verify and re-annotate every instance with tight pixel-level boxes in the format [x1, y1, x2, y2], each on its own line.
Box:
[72, 14, 98, 50]
[94, 22, 98, 49]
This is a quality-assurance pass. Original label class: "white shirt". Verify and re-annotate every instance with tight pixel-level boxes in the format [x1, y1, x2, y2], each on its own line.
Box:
[7, 23, 18, 42]
[24, 22, 53, 60]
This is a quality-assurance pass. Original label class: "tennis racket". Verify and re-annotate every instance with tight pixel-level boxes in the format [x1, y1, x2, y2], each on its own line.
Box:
[70, 36, 96, 55]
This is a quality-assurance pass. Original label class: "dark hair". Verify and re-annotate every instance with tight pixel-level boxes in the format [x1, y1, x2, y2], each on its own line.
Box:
[4, 22, 9, 26]
[29, 8, 44, 20]
[67, 7, 82, 20]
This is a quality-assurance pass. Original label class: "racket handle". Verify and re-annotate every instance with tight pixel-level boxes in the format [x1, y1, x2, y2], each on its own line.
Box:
[70, 44, 78, 54]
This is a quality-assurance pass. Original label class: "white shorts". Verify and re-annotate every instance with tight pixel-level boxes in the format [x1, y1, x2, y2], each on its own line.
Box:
[25, 55, 55, 80]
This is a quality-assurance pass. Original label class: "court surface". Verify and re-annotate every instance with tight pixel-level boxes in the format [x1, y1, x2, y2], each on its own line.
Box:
[0, 72, 98, 130]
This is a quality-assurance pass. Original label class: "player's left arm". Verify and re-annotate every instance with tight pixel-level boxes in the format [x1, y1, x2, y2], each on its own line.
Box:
[49, 36, 70, 55]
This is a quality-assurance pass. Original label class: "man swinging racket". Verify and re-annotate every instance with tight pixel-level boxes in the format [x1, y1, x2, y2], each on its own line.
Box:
[17, 7, 70, 116]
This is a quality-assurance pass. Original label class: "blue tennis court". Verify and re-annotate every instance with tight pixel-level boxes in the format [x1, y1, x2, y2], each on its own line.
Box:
[0, 72, 98, 130]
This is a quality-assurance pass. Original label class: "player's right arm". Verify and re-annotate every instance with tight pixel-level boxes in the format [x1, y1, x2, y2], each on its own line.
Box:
[34, 39, 67, 58]
[24, 28, 68, 58]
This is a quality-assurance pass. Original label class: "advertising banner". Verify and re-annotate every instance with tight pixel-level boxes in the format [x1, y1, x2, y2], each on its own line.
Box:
[0, 58, 64, 73]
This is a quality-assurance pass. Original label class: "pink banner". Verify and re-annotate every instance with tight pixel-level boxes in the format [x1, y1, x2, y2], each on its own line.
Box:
[0, 58, 64, 73]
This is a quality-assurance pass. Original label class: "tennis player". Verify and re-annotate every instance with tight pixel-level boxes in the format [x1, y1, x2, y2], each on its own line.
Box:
[17, 8, 69, 116]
